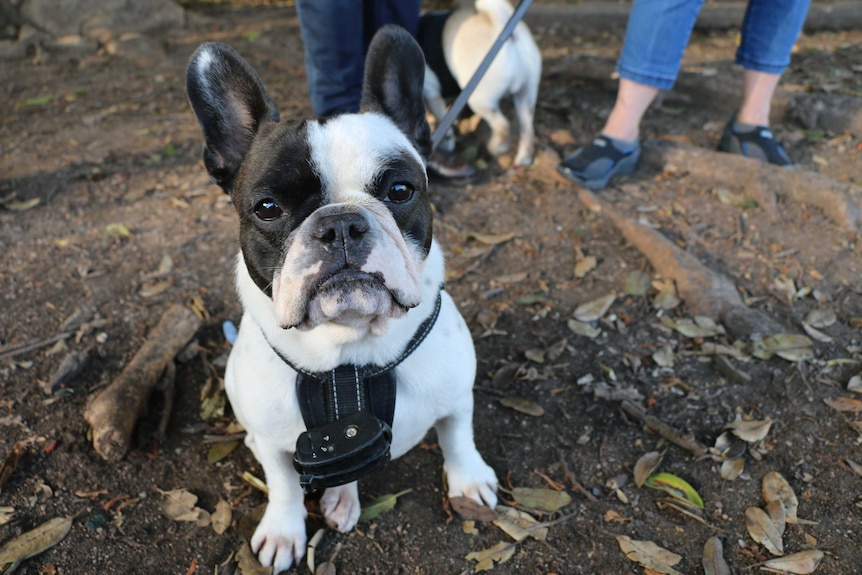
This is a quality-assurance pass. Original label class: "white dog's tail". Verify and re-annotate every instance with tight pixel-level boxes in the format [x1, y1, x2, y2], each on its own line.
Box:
[474, 0, 515, 33]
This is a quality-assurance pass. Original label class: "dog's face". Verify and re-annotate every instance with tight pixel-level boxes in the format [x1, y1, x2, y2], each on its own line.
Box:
[186, 27, 434, 333]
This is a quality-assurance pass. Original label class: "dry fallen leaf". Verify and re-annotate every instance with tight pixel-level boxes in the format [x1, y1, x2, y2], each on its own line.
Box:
[762, 471, 799, 524]
[0, 507, 13, 527]
[751, 333, 814, 362]
[846, 459, 862, 478]
[212, 499, 232, 535]
[0, 516, 73, 567]
[762, 549, 824, 574]
[208, 440, 240, 464]
[499, 396, 544, 417]
[720, 457, 745, 481]
[509, 487, 571, 513]
[634, 451, 664, 487]
[625, 270, 652, 296]
[573, 293, 616, 323]
[567, 319, 601, 339]
[493, 506, 548, 542]
[651, 279, 680, 310]
[450, 496, 497, 522]
[804, 308, 836, 328]
[464, 231, 518, 245]
[765, 500, 787, 537]
[745, 506, 784, 555]
[823, 396, 862, 413]
[848, 374, 862, 394]
[159, 488, 211, 527]
[465, 541, 516, 572]
[652, 346, 675, 368]
[701, 536, 731, 575]
[574, 255, 597, 278]
[616, 535, 683, 575]
[725, 419, 773, 443]
[801, 322, 833, 343]
[660, 316, 724, 338]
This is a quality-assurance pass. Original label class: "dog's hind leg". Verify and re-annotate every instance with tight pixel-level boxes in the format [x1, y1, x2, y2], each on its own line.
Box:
[470, 99, 511, 157]
[424, 66, 456, 153]
[512, 83, 537, 166]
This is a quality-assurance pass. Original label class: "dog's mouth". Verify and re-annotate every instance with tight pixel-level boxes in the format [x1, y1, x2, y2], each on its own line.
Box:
[284, 267, 414, 331]
[316, 268, 387, 293]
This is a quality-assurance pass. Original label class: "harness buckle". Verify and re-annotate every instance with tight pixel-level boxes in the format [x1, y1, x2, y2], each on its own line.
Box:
[293, 412, 392, 493]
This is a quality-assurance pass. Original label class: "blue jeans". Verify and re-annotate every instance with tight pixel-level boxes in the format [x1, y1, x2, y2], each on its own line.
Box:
[296, 0, 421, 116]
[617, 0, 811, 90]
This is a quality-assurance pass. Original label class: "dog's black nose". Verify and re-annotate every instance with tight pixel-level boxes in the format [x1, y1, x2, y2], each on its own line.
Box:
[313, 212, 369, 250]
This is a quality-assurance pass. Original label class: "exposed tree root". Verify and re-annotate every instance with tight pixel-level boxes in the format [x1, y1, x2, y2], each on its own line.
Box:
[641, 141, 862, 233]
[572, 184, 786, 339]
[84, 304, 201, 461]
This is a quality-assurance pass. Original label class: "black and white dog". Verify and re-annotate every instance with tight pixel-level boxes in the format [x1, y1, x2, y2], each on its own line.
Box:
[186, 26, 498, 573]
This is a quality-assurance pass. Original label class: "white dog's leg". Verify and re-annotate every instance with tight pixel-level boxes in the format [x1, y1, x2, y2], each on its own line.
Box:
[469, 99, 510, 157]
[512, 83, 537, 166]
[435, 407, 498, 508]
[423, 66, 456, 153]
[248, 436, 308, 574]
[320, 481, 361, 532]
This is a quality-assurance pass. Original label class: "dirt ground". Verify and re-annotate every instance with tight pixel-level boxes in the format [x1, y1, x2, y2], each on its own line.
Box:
[2, 3, 862, 575]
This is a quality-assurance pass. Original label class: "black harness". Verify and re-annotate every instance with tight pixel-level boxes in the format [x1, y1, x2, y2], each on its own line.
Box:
[266, 291, 443, 493]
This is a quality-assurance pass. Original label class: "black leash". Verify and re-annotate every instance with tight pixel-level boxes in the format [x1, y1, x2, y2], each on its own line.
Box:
[430, 0, 534, 151]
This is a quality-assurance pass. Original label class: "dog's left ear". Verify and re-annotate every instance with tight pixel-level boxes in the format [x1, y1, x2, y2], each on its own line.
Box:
[360, 25, 432, 159]
[186, 42, 280, 192]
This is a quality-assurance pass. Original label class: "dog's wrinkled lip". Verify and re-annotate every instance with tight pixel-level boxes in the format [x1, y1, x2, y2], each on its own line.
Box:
[316, 268, 385, 291]
[314, 267, 417, 312]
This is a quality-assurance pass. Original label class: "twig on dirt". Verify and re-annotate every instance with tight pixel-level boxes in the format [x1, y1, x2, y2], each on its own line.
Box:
[202, 432, 247, 445]
[0, 332, 73, 362]
[619, 400, 708, 458]
[557, 449, 599, 503]
[154, 361, 176, 442]
[84, 304, 201, 461]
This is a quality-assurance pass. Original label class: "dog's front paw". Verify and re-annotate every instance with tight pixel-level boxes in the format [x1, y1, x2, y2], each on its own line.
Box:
[320, 482, 361, 532]
[445, 460, 499, 509]
[251, 507, 308, 574]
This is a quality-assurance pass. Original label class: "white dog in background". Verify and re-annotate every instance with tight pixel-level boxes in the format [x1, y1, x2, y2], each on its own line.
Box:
[422, 0, 542, 166]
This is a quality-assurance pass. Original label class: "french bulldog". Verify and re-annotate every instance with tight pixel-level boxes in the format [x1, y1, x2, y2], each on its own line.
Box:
[186, 25, 498, 573]
[421, 0, 542, 166]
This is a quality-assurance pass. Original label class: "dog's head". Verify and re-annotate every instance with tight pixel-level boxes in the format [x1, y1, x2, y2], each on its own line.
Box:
[186, 26, 434, 333]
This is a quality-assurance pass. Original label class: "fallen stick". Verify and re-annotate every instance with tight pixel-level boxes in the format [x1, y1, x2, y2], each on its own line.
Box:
[84, 304, 201, 461]
[0, 332, 72, 362]
[620, 400, 708, 458]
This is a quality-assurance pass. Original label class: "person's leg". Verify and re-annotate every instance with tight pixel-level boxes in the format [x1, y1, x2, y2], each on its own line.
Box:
[717, 0, 811, 164]
[559, 0, 704, 189]
[296, 0, 366, 116]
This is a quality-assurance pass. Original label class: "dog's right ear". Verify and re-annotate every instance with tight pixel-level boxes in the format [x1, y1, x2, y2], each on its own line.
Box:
[186, 42, 279, 192]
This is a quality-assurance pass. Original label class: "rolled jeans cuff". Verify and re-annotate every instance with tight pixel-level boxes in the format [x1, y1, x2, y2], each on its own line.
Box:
[616, 65, 677, 91]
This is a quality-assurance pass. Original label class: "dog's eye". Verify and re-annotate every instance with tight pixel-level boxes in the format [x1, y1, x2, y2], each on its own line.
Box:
[254, 198, 283, 221]
[386, 183, 414, 203]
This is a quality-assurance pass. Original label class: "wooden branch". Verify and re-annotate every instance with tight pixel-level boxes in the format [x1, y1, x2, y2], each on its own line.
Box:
[84, 304, 201, 461]
[620, 400, 708, 458]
